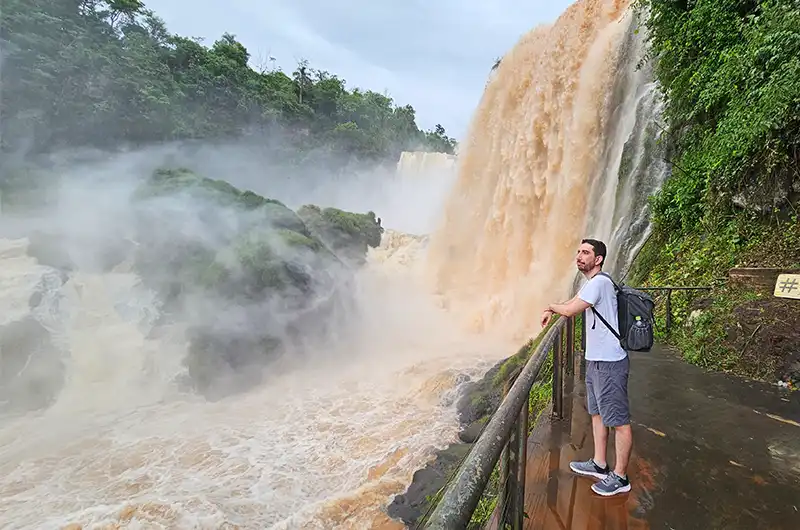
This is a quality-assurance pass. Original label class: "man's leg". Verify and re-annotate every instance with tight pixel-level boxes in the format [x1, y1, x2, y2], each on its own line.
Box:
[613, 424, 632, 477]
[591, 357, 632, 496]
[592, 413, 608, 468]
[569, 361, 610, 479]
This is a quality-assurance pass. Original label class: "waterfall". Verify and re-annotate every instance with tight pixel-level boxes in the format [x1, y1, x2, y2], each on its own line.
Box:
[426, 0, 665, 341]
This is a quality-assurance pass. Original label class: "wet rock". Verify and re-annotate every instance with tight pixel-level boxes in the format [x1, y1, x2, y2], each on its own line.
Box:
[386, 443, 472, 526]
[727, 297, 800, 384]
[386, 345, 532, 526]
[458, 419, 486, 444]
[456, 346, 528, 426]
[785, 360, 800, 387]
[731, 173, 796, 215]
[690, 296, 713, 311]
[0, 317, 64, 412]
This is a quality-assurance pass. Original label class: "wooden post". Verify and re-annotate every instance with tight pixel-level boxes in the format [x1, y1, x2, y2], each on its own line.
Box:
[565, 316, 575, 376]
[551, 328, 563, 419]
[665, 289, 673, 333]
[497, 378, 512, 525]
[512, 401, 529, 530]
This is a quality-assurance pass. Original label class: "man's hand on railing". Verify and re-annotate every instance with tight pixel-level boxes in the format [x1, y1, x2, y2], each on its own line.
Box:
[542, 295, 590, 329]
[541, 309, 554, 328]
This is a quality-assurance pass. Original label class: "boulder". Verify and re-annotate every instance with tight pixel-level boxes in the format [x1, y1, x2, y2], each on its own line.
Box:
[129, 168, 382, 397]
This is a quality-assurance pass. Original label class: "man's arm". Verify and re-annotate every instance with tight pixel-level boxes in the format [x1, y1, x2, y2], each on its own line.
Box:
[540, 294, 592, 328]
[547, 297, 590, 318]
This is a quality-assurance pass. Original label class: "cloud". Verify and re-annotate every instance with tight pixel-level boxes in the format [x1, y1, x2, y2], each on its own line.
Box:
[144, 0, 573, 139]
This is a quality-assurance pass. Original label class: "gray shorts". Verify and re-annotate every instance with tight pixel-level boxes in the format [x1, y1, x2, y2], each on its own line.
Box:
[586, 356, 630, 427]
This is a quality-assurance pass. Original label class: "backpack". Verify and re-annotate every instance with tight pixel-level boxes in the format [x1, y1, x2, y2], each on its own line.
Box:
[590, 272, 656, 352]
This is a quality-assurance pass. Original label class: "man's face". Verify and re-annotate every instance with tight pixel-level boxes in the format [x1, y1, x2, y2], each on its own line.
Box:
[576, 243, 599, 272]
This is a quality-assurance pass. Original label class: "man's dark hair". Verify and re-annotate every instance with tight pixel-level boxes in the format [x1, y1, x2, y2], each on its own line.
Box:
[581, 238, 607, 268]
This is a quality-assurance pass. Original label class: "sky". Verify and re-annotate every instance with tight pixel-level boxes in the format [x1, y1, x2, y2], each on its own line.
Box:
[144, 0, 574, 140]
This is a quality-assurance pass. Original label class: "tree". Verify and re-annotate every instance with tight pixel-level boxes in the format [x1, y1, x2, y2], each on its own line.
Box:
[0, 0, 458, 163]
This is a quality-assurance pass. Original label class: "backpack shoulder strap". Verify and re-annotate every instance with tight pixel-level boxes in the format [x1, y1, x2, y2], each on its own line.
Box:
[591, 306, 621, 339]
[596, 271, 620, 292]
[588, 272, 621, 339]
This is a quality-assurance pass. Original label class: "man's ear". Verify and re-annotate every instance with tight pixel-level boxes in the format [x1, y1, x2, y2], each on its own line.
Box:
[595, 254, 604, 267]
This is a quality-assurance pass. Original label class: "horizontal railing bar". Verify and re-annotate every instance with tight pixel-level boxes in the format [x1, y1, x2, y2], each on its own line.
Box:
[635, 286, 711, 291]
[423, 318, 565, 530]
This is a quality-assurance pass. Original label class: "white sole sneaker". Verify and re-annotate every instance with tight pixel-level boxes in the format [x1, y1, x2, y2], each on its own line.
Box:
[569, 461, 610, 480]
[591, 482, 632, 496]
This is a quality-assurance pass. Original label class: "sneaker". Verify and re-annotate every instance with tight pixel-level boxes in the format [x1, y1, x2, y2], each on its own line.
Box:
[569, 458, 610, 480]
[591, 471, 632, 496]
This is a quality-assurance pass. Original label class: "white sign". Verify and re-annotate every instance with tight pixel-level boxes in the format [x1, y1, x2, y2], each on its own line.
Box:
[774, 274, 800, 300]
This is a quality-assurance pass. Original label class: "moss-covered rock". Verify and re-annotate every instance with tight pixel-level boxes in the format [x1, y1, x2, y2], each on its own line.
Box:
[129, 167, 380, 396]
[297, 204, 383, 265]
[2, 163, 382, 399]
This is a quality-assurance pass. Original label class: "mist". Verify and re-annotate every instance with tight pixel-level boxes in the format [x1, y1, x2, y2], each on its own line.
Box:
[0, 136, 453, 410]
[0, 131, 496, 529]
[0, 1, 476, 527]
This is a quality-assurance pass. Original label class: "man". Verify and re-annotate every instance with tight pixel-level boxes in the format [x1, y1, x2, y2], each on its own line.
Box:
[540, 238, 632, 497]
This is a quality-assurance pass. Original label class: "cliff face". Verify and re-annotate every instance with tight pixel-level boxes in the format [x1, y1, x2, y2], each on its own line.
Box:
[625, 0, 800, 388]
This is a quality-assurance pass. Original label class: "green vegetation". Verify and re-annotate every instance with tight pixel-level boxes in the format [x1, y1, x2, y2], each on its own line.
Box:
[129, 168, 382, 394]
[0, 0, 457, 166]
[636, 0, 800, 232]
[629, 212, 800, 382]
[0, 0, 437, 401]
[297, 204, 384, 265]
[632, 0, 800, 383]
[466, 350, 554, 529]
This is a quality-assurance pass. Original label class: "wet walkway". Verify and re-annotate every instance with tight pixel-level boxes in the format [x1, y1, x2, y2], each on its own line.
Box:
[518, 346, 800, 530]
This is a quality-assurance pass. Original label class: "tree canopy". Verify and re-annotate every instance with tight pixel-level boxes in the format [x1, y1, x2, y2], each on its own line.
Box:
[0, 0, 457, 165]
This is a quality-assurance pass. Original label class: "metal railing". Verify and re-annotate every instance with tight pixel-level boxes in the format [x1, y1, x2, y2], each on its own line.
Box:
[423, 283, 712, 529]
[423, 313, 581, 530]
[636, 286, 712, 332]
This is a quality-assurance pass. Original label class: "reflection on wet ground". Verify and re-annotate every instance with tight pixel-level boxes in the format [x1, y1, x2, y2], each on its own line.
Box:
[517, 347, 800, 530]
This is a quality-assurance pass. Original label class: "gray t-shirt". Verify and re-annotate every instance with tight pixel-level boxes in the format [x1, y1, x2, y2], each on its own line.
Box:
[578, 274, 628, 362]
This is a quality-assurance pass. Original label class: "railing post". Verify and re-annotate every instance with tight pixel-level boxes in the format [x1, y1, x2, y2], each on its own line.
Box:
[497, 379, 512, 525]
[513, 398, 529, 530]
[505, 418, 520, 528]
[551, 326, 563, 420]
[565, 316, 575, 376]
[580, 310, 587, 353]
[665, 289, 673, 333]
